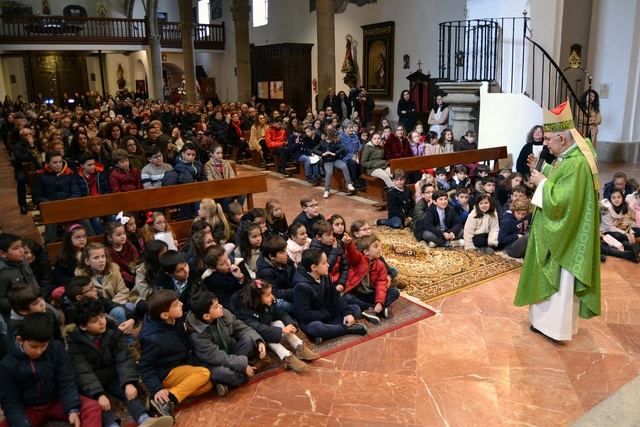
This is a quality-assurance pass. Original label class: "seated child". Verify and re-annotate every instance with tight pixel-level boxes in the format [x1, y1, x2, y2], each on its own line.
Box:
[202, 245, 247, 308]
[156, 250, 203, 313]
[187, 291, 267, 392]
[138, 290, 212, 418]
[413, 190, 463, 247]
[0, 233, 37, 319]
[412, 182, 436, 227]
[286, 222, 311, 267]
[109, 148, 142, 193]
[7, 283, 62, 341]
[309, 220, 349, 292]
[133, 240, 169, 304]
[174, 143, 205, 218]
[234, 223, 263, 280]
[67, 299, 173, 427]
[448, 165, 471, 191]
[265, 199, 289, 239]
[292, 248, 367, 343]
[231, 280, 319, 373]
[226, 201, 244, 244]
[255, 235, 296, 314]
[450, 187, 471, 225]
[376, 169, 414, 229]
[471, 176, 497, 205]
[104, 221, 140, 289]
[350, 220, 399, 282]
[498, 198, 531, 259]
[463, 194, 500, 254]
[75, 242, 131, 305]
[21, 238, 53, 300]
[341, 234, 400, 324]
[141, 146, 174, 189]
[474, 164, 490, 192]
[435, 167, 451, 192]
[0, 312, 102, 427]
[292, 195, 325, 238]
[62, 277, 135, 338]
[413, 173, 435, 202]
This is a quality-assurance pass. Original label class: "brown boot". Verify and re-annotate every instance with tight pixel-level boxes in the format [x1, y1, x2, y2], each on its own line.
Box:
[295, 344, 320, 361]
[284, 354, 308, 373]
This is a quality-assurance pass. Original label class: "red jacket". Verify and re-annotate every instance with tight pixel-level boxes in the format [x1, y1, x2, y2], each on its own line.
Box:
[383, 134, 413, 160]
[109, 166, 142, 192]
[343, 240, 389, 305]
[265, 126, 287, 149]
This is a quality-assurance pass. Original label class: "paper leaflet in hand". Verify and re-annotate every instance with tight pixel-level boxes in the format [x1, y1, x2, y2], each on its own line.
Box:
[154, 231, 177, 250]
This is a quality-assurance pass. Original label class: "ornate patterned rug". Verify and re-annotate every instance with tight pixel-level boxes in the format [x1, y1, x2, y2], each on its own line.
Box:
[374, 226, 522, 303]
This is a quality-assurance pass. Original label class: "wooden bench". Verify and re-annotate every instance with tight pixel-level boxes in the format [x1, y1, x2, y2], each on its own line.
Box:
[389, 146, 508, 174]
[45, 219, 194, 262]
[39, 172, 268, 226]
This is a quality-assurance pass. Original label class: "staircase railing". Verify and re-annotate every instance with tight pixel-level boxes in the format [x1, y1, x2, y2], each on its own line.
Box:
[439, 17, 589, 136]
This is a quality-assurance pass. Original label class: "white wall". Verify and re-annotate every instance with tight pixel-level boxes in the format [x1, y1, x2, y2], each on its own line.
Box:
[10, 0, 127, 17]
[0, 58, 7, 99]
[478, 82, 542, 168]
[1, 57, 28, 100]
[85, 56, 102, 93]
[588, 0, 640, 142]
[246, 0, 466, 117]
[466, 0, 528, 19]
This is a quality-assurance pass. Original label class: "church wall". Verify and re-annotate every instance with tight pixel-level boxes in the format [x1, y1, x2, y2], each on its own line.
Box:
[85, 56, 102, 94]
[103, 53, 139, 95]
[0, 58, 7, 99]
[588, 0, 639, 143]
[1, 57, 28, 101]
[247, 0, 466, 120]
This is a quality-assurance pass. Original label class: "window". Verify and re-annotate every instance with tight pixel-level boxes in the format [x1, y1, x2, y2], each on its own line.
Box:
[198, 0, 210, 25]
[252, 0, 268, 27]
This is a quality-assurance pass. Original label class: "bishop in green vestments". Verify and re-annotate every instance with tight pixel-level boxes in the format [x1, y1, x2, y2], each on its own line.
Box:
[514, 101, 601, 342]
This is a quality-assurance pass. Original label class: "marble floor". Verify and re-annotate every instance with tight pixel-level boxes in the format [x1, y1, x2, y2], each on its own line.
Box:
[1, 147, 639, 426]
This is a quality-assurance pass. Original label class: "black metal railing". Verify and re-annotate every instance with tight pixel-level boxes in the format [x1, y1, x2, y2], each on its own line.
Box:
[439, 17, 589, 136]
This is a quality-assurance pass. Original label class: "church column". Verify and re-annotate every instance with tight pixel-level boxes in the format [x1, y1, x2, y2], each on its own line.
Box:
[231, 0, 251, 102]
[316, 0, 335, 112]
[146, 0, 164, 100]
[180, 0, 197, 103]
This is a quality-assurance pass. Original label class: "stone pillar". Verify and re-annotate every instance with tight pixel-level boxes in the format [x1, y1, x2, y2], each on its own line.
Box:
[146, 0, 164, 101]
[231, 0, 251, 102]
[180, 0, 197, 103]
[316, 0, 335, 112]
[436, 81, 482, 139]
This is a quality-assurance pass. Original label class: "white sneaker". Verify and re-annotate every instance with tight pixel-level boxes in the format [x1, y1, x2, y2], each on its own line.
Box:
[323, 191, 330, 199]
[427, 241, 437, 248]
[451, 239, 464, 247]
[347, 183, 356, 192]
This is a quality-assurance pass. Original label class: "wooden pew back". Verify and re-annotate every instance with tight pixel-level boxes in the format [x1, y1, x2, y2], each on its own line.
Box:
[389, 146, 508, 173]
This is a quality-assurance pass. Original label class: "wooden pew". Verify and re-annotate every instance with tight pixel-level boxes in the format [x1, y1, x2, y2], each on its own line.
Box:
[39, 172, 268, 225]
[389, 146, 508, 174]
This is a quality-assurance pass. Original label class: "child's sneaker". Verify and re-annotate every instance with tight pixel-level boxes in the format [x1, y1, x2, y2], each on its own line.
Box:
[361, 310, 381, 325]
[284, 354, 308, 373]
[427, 241, 437, 248]
[215, 383, 229, 397]
[149, 399, 174, 419]
[296, 344, 320, 361]
[323, 191, 330, 199]
[381, 307, 390, 319]
[347, 323, 368, 335]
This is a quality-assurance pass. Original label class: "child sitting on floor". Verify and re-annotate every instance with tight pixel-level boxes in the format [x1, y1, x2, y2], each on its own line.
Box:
[463, 194, 500, 254]
[341, 234, 400, 324]
[138, 290, 213, 418]
[186, 291, 265, 394]
[201, 245, 247, 308]
[255, 235, 296, 315]
[376, 169, 414, 229]
[231, 280, 319, 373]
[292, 248, 367, 344]
[309, 220, 349, 293]
[286, 222, 311, 267]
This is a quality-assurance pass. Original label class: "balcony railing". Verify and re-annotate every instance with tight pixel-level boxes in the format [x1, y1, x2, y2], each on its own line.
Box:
[0, 15, 225, 49]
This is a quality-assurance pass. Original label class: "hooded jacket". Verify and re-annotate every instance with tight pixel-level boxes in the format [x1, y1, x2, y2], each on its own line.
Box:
[255, 255, 296, 302]
[33, 163, 81, 205]
[343, 240, 388, 304]
[0, 258, 37, 319]
[174, 155, 204, 184]
[229, 293, 296, 344]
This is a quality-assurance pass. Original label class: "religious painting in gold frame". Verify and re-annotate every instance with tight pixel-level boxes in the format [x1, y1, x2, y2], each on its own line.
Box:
[361, 21, 394, 100]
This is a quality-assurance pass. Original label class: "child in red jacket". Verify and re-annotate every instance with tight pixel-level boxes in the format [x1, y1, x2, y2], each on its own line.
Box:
[341, 233, 400, 324]
[109, 149, 142, 193]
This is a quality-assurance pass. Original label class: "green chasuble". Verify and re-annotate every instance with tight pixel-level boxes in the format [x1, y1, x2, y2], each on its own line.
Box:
[514, 145, 601, 319]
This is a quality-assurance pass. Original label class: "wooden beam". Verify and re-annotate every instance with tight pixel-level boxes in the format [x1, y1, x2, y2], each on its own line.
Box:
[389, 146, 508, 172]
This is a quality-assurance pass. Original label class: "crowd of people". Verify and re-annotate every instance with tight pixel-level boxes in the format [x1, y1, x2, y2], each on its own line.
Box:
[0, 86, 635, 426]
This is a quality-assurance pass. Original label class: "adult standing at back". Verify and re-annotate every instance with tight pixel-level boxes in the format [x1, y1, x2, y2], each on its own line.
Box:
[514, 101, 601, 342]
[397, 90, 417, 132]
[427, 95, 449, 138]
[577, 89, 602, 147]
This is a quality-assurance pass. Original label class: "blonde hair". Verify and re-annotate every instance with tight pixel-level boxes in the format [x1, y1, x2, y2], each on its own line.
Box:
[510, 197, 531, 212]
[200, 198, 231, 241]
[79, 242, 112, 276]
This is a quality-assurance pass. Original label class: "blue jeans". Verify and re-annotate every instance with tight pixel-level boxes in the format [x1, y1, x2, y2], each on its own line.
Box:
[343, 287, 400, 311]
[108, 306, 135, 345]
[298, 155, 320, 178]
[378, 216, 403, 229]
[323, 160, 352, 191]
[275, 298, 295, 315]
[300, 304, 361, 339]
[100, 378, 148, 426]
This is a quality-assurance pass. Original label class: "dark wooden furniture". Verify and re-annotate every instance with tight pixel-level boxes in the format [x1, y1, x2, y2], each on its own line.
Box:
[39, 172, 268, 225]
[250, 43, 313, 115]
[389, 146, 508, 173]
